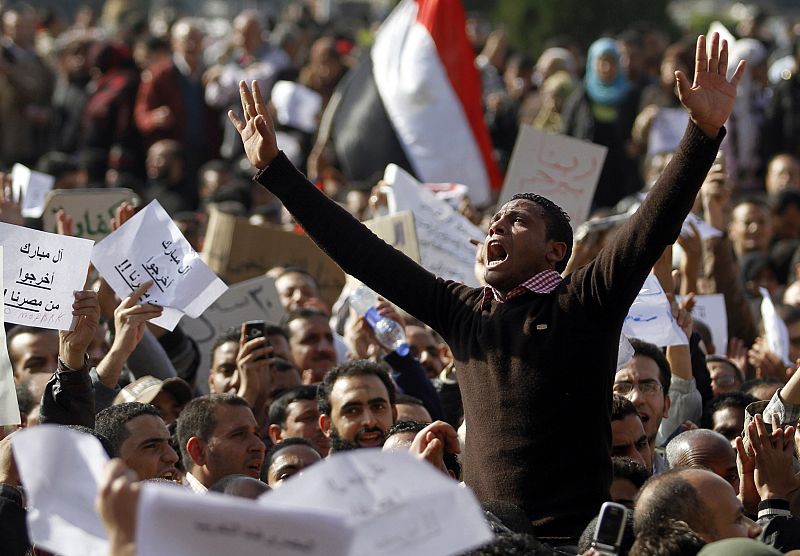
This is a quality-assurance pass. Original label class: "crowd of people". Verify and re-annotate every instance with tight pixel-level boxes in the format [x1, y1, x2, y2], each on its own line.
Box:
[2, 1, 800, 555]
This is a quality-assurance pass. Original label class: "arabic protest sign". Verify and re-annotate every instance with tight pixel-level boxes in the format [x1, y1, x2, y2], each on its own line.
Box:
[11, 163, 55, 218]
[180, 275, 284, 394]
[1, 223, 94, 330]
[201, 207, 346, 308]
[622, 275, 688, 347]
[499, 126, 607, 228]
[0, 248, 21, 426]
[261, 450, 493, 556]
[383, 164, 483, 287]
[12, 426, 110, 556]
[42, 188, 140, 241]
[137, 484, 352, 556]
[92, 200, 228, 331]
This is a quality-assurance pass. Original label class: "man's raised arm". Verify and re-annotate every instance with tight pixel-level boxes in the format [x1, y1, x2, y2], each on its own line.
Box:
[228, 82, 459, 332]
[574, 34, 746, 313]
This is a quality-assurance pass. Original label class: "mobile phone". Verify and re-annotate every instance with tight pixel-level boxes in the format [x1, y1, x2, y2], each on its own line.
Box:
[243, 320, 270, 360]
[591, 502, 627, 555]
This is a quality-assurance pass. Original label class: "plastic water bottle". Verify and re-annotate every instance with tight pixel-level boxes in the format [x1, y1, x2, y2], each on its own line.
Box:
[349, 286, 410, 356]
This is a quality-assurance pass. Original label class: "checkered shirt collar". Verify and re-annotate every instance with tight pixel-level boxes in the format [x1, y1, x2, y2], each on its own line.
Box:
[481, 269, 563, 309]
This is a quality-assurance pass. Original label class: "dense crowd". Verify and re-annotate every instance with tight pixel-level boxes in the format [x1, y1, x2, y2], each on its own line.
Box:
[2, 1, 800, 555]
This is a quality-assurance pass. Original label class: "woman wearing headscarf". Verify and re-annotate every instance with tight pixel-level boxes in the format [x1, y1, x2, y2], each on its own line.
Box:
[562, 37, 641, 209]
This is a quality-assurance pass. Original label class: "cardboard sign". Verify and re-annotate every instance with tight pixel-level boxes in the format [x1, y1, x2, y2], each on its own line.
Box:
[383, 164, 483, 287]
[1, 223, 94, 330]
[11, 163, 55, 218]
[499, 126, 607, 228]
[180, 275, 285, 394]
[201, 207, 346, 308]
[623, 275, 688, 347]
[0, 247, 21, 425]
[362, 211, 421, 263]
[42, 188, 140, 241]
[92, 201, 228, 331]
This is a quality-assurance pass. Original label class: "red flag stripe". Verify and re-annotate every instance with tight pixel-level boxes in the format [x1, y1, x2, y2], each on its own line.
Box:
[415, 0, 503, 189]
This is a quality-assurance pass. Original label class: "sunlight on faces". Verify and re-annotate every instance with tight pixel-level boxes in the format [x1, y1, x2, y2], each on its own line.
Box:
[9, 330, 59, 402]
[484, 199, 566, 293]
[202, 404, 266, 482]
[687, 470, 761, 542]
[321, 375, 396, 450]
[730, 202, 772, 254]
[208, 341, 238, 394]
[708, 361, 742, 397]
[118, 414, 179, 481]
[275, 271, 322, 312]
[267, 444, 321, 488]
[611, 414, 652, 470]
[270, 398, 329, 456]
[288, 315, 337, 380]
[711, 406, 746, 445]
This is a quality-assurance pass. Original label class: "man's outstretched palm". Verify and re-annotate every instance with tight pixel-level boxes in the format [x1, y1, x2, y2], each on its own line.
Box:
[228, 80, 279, 171]
[676, 33, 746, 138]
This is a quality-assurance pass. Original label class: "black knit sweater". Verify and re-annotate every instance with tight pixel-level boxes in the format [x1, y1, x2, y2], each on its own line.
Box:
[255, 122, 723, 539]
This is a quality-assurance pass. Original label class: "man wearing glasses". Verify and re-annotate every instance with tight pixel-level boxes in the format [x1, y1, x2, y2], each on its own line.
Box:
[614, 338, 701, 473]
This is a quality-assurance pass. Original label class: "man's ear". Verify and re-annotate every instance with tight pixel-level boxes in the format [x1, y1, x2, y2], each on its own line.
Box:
[391, 404, 398, 424]
[267, 424, 284, 444]
[663, 394, 672, 419]
[319, 414, 331, 437]
[186, 436, 207, 467]
[547, 241, 568, 268]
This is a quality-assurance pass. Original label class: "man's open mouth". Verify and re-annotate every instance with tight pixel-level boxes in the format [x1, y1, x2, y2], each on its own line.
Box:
[486, 241, 508, 269]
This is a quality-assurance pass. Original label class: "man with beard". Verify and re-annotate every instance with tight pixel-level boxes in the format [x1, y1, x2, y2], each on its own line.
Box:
[317, 360, 396, 452]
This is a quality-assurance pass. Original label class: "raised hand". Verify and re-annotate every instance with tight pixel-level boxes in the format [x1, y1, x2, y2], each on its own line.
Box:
[676, 33, 746, 138]
[228, 80, 279, 170]
[59, 289, 100, 369]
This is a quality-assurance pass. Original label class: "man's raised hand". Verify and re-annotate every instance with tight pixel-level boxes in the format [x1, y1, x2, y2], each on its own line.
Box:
[676, 33, 746, 138]
[228, 80, 279, 170]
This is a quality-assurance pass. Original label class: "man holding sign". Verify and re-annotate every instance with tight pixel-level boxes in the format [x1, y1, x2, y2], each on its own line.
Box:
[230, 34, 744, 542]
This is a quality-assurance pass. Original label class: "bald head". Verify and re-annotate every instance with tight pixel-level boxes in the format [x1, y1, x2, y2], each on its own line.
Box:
[665, 429, 740, 493]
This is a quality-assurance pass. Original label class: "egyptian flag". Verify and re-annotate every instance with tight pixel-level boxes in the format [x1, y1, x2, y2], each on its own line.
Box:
[328, 0, 501, 207]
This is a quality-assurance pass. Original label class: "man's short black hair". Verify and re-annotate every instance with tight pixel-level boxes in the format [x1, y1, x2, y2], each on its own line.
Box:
[387, 420, 427, 437]
[611, 394, 640, 422]
[612, 456, 650, 489]
[628, 338, 671, 394]
[510, 192, 573, 272]
[266, 323, 289, 341]
[65, 425, 115, 458]
[742, 376, 783, 398]
[770, 188, 800, 215]
[275, 266, 319, 286]
[395, 393, 425, 407]
[176, 394, 250, 470]
[281, 307, 329, 330]
[266, 436, 319, 467]
[317, 360, 396, 417]
[702, 391, 758, 429]
[705, 355, 743, 382]
[268, 385, 318, 427]
[95, 402, 162, 456]
[210, 327, 241, 360]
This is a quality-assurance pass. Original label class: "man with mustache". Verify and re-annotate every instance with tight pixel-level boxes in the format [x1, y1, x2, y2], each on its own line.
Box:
[283, 308, 338, 384]
[317, 360, 396, 452]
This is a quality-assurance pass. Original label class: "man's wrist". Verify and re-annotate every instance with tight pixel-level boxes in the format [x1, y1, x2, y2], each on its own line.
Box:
[60, 351, 89, 372]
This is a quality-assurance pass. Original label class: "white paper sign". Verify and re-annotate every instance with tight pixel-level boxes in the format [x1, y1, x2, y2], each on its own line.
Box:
[271, 80, 323, 134]
[499, 126, 607, 227]
[760, 287, 790, 365]
[11, 163, 55, 218]
[647, 108, 689, 157]
[91, 200, 228, 331]
[12, 426, 109, 556]
[137, 483, 353, 556]
[678, 293, 728, 354]
[384, 164, 483, 287]
[261, 450, 493, 556]
[0, 248, 21, 425]
[180, 275, 284, 393]
[1, 222, 94, 330]
[682, 211, 722, 240]
[623, 275, 688, 347]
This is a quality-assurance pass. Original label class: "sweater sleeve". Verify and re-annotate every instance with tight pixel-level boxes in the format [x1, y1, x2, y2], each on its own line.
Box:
[570, 122, 724, 320]
[384, 351, 445, 422]
[39, 358, 96, 428]
[254, 153, 471, 336]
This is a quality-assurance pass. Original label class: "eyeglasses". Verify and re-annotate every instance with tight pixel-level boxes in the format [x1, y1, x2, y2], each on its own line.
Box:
[712, 375, 737, 388]
[613, 381, 663, 396]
